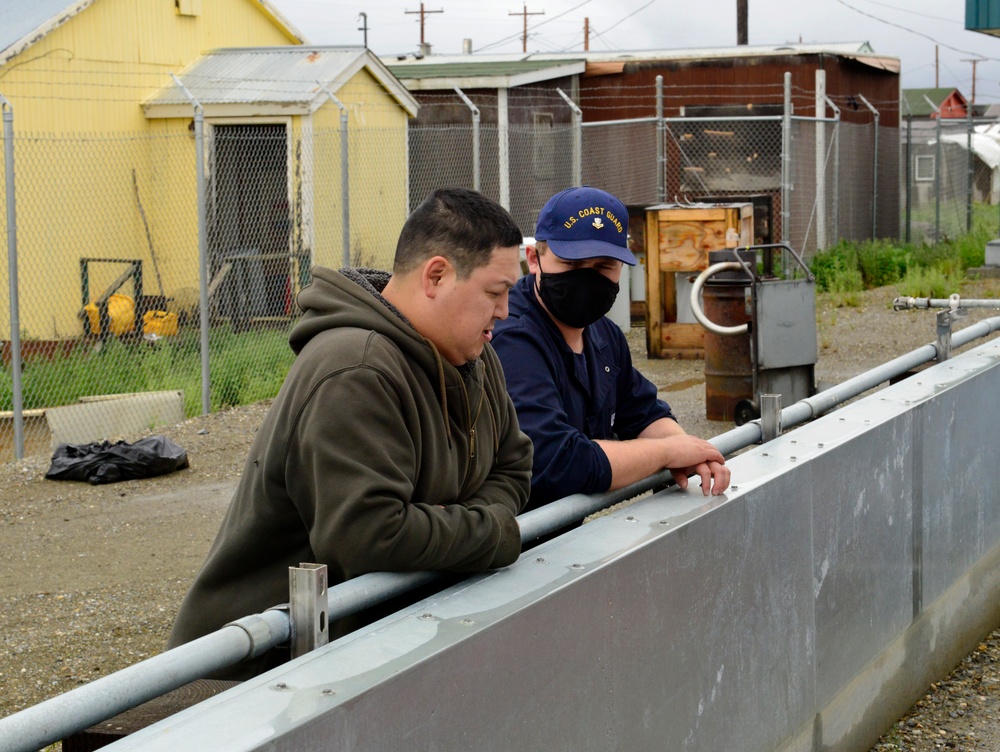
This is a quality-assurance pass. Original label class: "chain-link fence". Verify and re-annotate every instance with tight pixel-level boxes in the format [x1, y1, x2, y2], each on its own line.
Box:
[0, 116, 416, 461]
[900, 116, 997, 244]
[0, 86, 902, 461]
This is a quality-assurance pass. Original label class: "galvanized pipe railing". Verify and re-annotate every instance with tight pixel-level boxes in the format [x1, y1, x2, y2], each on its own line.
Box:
[0, 610, 290, 752]
[3, 315, 1000, 752]
[894, 295, 1000, 310]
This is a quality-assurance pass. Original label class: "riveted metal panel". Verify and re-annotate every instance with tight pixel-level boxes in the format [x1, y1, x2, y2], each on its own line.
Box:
[107, 338, 1000, 752]
[913, 353, 1000, 605]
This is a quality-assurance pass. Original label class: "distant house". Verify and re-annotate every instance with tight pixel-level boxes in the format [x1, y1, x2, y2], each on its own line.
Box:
[143, 46, 418, 308]
[902, 88, 969, 120]
[0, 0, 417, 341]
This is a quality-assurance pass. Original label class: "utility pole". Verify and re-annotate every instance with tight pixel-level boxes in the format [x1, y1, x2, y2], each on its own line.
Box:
[737, 0, 748, 45]
[509, 4, 544, 53]
[357, 12, 368, 48]
[961, 57, 985, 104]
[935, 45, 939, 88]
[405, 3, 443, 50]
[584, 17, 589, 51]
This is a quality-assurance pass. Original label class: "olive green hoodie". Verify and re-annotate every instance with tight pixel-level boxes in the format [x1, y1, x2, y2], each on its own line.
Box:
[168, 267, 531, 676]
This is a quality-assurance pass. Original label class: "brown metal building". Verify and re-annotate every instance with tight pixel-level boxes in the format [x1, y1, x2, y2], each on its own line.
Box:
[389, 43, 901, 244]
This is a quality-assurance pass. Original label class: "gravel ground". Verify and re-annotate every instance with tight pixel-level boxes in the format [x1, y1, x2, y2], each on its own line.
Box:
[2, 279, 1000, 750]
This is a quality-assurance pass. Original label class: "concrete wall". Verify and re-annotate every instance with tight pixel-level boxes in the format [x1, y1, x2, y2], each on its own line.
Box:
[109, 337, 1000, 752]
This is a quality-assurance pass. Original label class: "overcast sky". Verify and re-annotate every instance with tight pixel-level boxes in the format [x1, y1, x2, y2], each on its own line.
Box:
[270, 0, 1000, 104]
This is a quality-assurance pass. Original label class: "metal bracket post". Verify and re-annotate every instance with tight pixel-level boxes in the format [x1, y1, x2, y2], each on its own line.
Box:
[935, 295, 967, 362]
[557, 88, 582, 186]
[289, 563, 329, 659]
[318, 83, 351, 267]
[824, 96, 841, 243]
[453, 86, 481, 192]
[924, 95, 942, 241]
[1, 93, 24, 459]
[169, 74, 211, 416]
[656, 75, 665, 203]
[759, 393, 782, 443]
[857, 93, 879, 239]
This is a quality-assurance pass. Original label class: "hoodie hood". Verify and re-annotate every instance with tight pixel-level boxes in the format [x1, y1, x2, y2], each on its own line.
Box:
[292, 267, 398, 351]
[292, 266, 449, 371]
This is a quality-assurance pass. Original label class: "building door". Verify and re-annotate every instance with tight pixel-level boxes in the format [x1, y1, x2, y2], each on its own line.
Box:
[210, 123, 290, 321]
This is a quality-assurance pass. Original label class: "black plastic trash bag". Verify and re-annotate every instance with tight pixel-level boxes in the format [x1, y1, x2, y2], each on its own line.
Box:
[45, 435, 190, 485]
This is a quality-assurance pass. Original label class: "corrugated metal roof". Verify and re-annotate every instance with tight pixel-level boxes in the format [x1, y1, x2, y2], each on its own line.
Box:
[941, 132, 1000, 170]
[0, 0, 93, 65]
[144, 46, 418, 117]
[388, 42, 882, 68]
[386, 42, 898, 83]
[388, 59, 581, 80]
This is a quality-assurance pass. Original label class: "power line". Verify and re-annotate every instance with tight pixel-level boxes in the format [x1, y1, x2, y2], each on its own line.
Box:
[834, 0, 1000, 63]
[588, 0, 658, 43]
[474, 0, 591, 53]
[852, 0, 960, 25]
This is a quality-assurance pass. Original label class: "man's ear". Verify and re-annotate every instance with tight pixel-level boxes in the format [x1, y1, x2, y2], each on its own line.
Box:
[421, 255, 452, 298]
[525, 245, 541, 274]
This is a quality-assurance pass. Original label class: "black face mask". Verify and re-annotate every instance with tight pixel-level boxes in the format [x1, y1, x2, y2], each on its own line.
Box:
[536, 257, 620, 329]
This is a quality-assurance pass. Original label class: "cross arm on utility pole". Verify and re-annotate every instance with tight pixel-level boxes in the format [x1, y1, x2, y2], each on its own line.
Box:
[960, 57, 986, 106]
[509, 4, 544, 53]
[405, 2, 444, 47]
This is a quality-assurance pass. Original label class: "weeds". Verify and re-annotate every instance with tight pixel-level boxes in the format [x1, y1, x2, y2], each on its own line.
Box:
[0, 327, 295, 416]
[810, 202, 994, 297]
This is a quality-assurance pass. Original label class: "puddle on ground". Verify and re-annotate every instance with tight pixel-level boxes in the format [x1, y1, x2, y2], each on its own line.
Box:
[661, 377, 705, 392]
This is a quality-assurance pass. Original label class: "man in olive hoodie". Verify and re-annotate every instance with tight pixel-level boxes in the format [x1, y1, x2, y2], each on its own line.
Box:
[168, 188, 532, 678]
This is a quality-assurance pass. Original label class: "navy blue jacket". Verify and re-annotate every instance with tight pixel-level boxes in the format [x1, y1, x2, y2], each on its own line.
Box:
[492, 275, 675, 509]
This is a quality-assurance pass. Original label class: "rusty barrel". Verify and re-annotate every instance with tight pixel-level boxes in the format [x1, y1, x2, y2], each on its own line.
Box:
[703, 250, 754, 422]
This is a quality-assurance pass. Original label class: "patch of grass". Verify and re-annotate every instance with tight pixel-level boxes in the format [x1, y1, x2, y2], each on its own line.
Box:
[896, 267, 963, 299]
[855, 240, 910, 289]
[0, 327, 296, 416]
[812, 202, 996, 298]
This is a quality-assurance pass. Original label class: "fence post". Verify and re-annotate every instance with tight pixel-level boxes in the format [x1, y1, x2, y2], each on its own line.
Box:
[858, 93, 879, 240]
[967, 105, 974, 233]
[902, 95, 912, 244]
[170, 74, 211, 415]
[557, 88, 582, 187]
[318, 83, 351, 267]
[656, 75, 665, 203]
[498, 87, 510, 210]
[453, 86, 480, 192]
[925, 95, 942, 243]
[825, 96, 842, 245]
[781, 72, 791, 249]
[815, 70, 827, 250]
[0, 93, 24, 459]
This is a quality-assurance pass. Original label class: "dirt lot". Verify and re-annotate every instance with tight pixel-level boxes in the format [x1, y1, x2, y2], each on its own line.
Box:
[2, 281, 1000, 750]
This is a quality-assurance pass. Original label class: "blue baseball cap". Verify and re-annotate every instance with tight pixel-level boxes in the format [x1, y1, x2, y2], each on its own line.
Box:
[534, 186, 636, 266]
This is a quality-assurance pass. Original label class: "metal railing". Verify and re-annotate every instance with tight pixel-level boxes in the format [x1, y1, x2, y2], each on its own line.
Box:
[3, 311, 1000, 752]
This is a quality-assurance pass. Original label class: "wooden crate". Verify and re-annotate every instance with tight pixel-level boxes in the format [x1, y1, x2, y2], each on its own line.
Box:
[644, 203, 753, 358]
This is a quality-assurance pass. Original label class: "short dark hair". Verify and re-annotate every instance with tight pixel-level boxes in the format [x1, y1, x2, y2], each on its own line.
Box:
[394, 188, 523, 279]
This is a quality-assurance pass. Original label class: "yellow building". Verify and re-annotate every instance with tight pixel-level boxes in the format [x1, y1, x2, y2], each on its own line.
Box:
[0, 0, 417, 341]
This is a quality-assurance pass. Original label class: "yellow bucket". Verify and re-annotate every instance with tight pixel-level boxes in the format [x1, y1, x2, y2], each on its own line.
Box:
[83, 294, 135, 336]
[142, 310, 179, 337]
